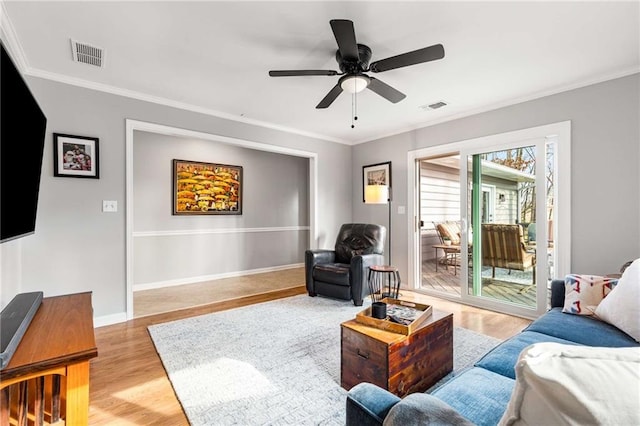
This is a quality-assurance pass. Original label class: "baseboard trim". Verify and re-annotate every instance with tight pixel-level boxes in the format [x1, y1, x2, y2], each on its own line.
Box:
[94, 312, 127, 328]
[133, 263, 304, 292]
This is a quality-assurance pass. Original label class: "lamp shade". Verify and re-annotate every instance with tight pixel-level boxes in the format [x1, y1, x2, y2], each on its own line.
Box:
[365, 185, 389, 204]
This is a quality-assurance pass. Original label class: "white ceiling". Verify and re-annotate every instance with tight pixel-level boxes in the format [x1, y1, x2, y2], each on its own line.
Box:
[3, 1, 639, 145]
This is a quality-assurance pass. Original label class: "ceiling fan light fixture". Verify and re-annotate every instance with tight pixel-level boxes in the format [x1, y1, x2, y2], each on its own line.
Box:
[269, 19, 443, 110]
[341, 75, 369, 93]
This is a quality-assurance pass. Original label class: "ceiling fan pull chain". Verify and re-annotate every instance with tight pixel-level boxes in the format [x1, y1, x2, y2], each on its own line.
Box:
[351, 92, 355, 128]
[350, 92, 359, 129]
[354, 91, 359, 122]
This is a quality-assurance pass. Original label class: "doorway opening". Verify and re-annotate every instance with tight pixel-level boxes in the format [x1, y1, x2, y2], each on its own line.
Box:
[125, 120, 318, 320]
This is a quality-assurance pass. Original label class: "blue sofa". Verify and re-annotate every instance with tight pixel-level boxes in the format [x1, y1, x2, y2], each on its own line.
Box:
[346, 280, 640, 426]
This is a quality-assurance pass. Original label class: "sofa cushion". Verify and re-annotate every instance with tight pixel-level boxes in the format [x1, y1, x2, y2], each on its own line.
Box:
[498, 343, 640, 426]
[562, 274, 617, 315]
[312, 263, 350, 286]
[475, 331, 578, 379]
[524, 308, 639, 347]
[595, 258, 640, 342]
[431, 367, 514, 426]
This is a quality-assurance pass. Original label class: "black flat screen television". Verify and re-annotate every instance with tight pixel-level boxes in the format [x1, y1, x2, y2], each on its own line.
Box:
[1, 42, 47, 243]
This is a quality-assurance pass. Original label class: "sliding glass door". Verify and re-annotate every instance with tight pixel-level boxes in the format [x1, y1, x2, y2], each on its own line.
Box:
[412, 122, 569, 319]
[463, 140, 554, 316]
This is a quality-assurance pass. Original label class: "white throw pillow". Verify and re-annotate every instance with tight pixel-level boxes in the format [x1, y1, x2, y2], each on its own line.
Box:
[595, 258, 640, 342]
[499, 342, 640, 426]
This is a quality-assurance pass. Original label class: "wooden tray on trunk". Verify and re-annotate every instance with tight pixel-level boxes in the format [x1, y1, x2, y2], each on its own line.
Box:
[355, 298, 433, 335]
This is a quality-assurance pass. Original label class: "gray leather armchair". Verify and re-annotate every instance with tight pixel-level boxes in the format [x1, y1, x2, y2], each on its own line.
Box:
[305, 223, 386, 306]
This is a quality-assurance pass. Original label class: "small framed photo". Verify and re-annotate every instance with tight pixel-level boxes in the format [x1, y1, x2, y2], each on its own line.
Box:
[173, 159, 243, 215]
[53, 133, 99, 179]
[363, 161, 392, 202]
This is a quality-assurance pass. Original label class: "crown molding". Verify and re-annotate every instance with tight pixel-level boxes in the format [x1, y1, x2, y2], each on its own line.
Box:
[0, 2, 348, 146]
[24, 66, 350, 145]
[0, 1, 29, 72]
[3, 0, 637, 148]
[353, 67, 640, 145]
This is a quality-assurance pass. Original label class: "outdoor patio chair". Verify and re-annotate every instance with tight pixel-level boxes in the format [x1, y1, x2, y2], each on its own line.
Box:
[481, 223, 536, 285]
[433, 221, 462, 274]
[435, 221, 462, 245]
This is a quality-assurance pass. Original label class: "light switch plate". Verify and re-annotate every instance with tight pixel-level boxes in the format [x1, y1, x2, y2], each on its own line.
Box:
[102, 200, 117, 212]
[397, 205, 406, 215]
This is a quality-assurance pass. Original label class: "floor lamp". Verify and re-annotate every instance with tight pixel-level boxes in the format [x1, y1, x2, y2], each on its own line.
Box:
[365, 184, 391, 265]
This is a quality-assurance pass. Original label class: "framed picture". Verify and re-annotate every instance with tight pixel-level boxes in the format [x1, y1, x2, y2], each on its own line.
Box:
[173, 159, 243, 215]
[362, 161, 392, 202]
[53, 133, 99, 178]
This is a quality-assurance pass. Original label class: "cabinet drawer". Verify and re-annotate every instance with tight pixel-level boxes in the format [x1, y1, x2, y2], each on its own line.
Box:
[341, 327, 388, 390]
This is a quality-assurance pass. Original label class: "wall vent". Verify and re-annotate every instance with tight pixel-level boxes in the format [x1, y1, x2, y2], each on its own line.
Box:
[419, 101, 448, 111]
[70, 39, 105, 68]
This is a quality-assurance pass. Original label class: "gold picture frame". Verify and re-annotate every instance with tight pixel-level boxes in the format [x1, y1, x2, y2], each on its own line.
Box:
[172, 159, 242, 215]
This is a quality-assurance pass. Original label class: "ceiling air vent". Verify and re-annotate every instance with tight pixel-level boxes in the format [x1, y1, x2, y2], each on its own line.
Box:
[70, 39, 105, 68]
[419, 101, 448, 111]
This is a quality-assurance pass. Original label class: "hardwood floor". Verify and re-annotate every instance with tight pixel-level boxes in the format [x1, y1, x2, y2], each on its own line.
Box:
[89, 271, 531, 425]
[91, 286, 307, 425]
[134, 267, 305, 317]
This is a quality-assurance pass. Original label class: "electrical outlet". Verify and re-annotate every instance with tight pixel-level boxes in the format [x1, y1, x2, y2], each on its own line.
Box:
[397, 206, 406, 215]
[102, 200, 117, 212]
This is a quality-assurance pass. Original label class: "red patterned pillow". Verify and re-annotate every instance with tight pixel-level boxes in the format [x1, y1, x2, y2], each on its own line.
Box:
[562, 274, 617, 315]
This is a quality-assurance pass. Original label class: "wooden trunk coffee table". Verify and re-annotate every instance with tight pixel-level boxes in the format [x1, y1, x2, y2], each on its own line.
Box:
[340, 308, 453, 397]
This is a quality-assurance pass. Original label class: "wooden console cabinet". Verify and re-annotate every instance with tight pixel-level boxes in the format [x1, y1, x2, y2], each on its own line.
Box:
[0, 292, 98, 425]
[341, 308, 453, 397]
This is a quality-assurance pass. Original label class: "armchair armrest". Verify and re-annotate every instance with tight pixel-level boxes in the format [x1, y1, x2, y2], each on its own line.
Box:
[305, 249, 336, 294]
[350, 254, 385, 305]
[351, 253, 384, 269]
[305, 249, 336, 265]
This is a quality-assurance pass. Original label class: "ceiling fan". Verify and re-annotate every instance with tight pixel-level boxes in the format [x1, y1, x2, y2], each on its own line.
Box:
[269, 19, 445, 109]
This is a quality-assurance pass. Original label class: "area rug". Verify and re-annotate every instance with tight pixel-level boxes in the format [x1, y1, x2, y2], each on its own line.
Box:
[148, 295, 500, 425]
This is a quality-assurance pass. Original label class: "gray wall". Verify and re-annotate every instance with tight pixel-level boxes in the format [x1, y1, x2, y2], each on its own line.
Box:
[2, 71, 637, 318]
[1, 77, 352, 318]
[353, 74, 640, 282]
[133, 131, 309, 285]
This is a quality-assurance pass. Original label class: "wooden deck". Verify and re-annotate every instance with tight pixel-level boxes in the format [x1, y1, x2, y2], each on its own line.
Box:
[421, 258, 538, 308]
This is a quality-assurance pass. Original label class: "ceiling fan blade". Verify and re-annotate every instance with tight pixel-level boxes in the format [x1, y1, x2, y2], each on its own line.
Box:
[316, 83, 343, 109]
[330, 19, 359, 61]
[269, 70, 338, 77]
[369, 44, 445, 73]
[367, 77, 406, 103]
